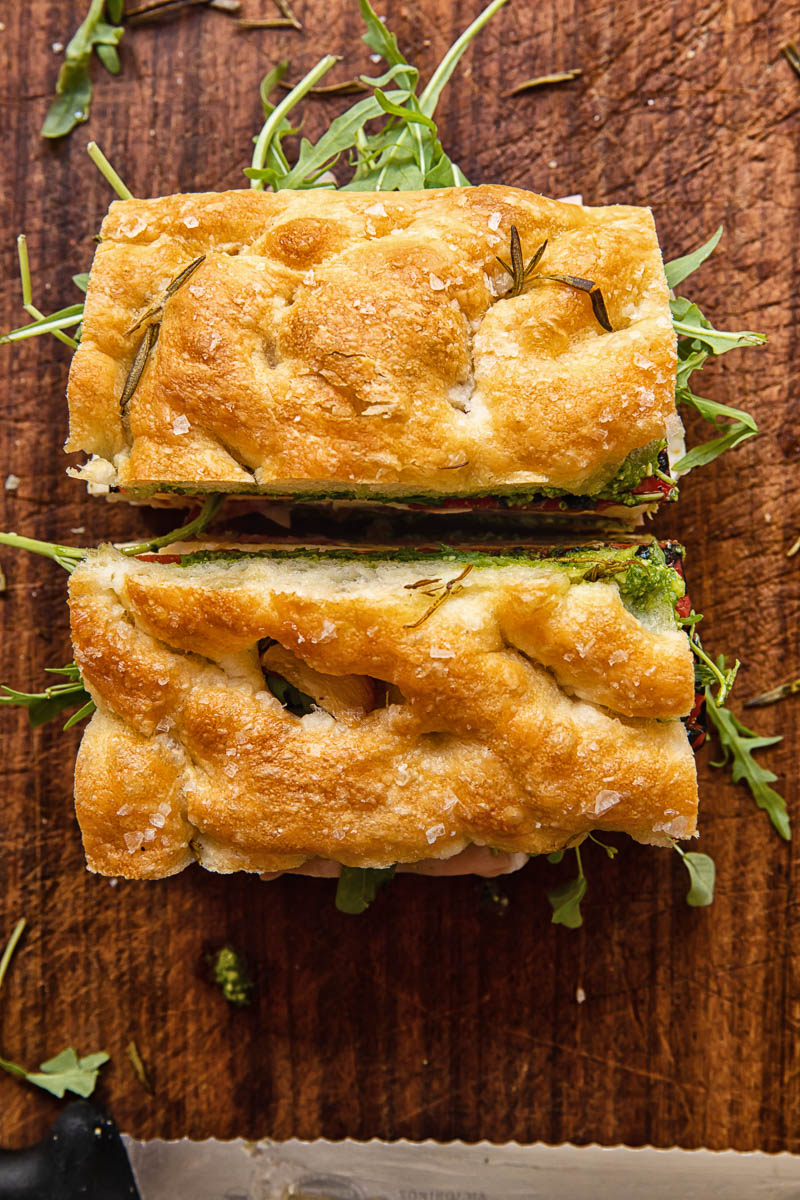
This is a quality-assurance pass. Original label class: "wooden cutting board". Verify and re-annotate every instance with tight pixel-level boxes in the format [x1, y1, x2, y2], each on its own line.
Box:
[1, 0, 799, 1153]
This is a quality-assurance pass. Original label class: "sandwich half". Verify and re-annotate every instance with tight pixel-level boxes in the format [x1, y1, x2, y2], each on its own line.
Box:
[67, 539, 700, 884]
[66, 185, 679, 525]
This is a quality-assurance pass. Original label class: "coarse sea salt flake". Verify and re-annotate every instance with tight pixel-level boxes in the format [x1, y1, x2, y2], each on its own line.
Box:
[182, 215, 199, 228]
[150, 812, 166, 828]
[594, 789, 621, 814]
[426, 823, 446, 844]
[5, 474, 19, 491]
[122, 216, 147, 238]
[488, 211, 502, 231]
[172, 414, 190, 435]
[429, 647, 455, 659]
[124, 831, 144, 853]
[429, 273, 446, 291]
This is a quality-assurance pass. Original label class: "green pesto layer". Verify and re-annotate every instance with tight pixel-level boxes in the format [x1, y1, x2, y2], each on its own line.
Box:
[124, 441, 670, 508]
[172, 540, 686, 622]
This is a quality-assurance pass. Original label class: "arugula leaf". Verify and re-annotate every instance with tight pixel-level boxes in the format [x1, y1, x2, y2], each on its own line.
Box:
[0, 662, 95, 730]
[335, 865, 397, 914]
[0, 918, 109, 1099]
[669, 287, 763, 474]
[664, 226, 722, 290]
[546, 846, 587, 928]
[41, 0, 125, 140]
[705, 668, 789, 841]
[265, 673, 316, 717]
[670, 296, 765, 356]
[673, 846, 715, 907]
[0, 683, 94, 729]
[20, 1048, 110, 1100]
[246, 0, 509, 193]
[665, 233, 765, 475]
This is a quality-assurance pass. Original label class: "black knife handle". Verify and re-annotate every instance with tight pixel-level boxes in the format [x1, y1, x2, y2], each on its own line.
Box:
[0, 1100, 140, 1199]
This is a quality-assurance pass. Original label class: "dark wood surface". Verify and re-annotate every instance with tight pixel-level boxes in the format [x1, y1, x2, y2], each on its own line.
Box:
[1, 0, 800, 1154]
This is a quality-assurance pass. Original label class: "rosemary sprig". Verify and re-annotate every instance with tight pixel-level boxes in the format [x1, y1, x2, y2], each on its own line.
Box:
[277, 77, 369, 97]
[403, 564, 472, 629]
[495, 228, 547, 296]
[125, 255, 205, 336]
[782, 40, 800, 78]
[126, 0, 212, 22]
[121, 255, 205, 411]
[121, 322, 159, 412]
[125, 1039, 153, 1094]
[744, 677, 800, 710]
[507, 69, 581, 95]
[496, 226, 612, 331]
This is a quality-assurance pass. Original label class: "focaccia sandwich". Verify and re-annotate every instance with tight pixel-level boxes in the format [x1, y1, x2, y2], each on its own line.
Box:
[66, 185, 681, 524]
[65, 539, 703, 907]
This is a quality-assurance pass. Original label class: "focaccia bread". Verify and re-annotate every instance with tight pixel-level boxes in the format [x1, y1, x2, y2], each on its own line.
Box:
[67, 542, 698, 881]
[66, 185, 677, 515]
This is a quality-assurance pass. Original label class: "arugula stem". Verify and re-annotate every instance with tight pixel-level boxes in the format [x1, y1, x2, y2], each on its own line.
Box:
[16, 237, 78, 350]
[0, 532, 85, 572]
[0, 496, 224, 578]
[250, 56, 340, 189]
[690, 638, 739, 704]
[419, 0, 509, 115]
[0, 308, 85, 346]
[0, 1055, 28, 1081]
[0, 920, 26, 992]
[87, 140, 134, 200]
[672, 319, 764, 347]
[120, 493, 225, 556]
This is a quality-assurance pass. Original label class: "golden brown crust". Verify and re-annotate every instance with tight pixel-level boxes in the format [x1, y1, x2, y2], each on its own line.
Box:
[66, 186, 675, 496]
[68, 548, 697, 880]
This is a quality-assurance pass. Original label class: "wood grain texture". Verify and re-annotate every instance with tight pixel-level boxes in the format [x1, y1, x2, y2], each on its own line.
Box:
[1, 0, 800, 1154]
